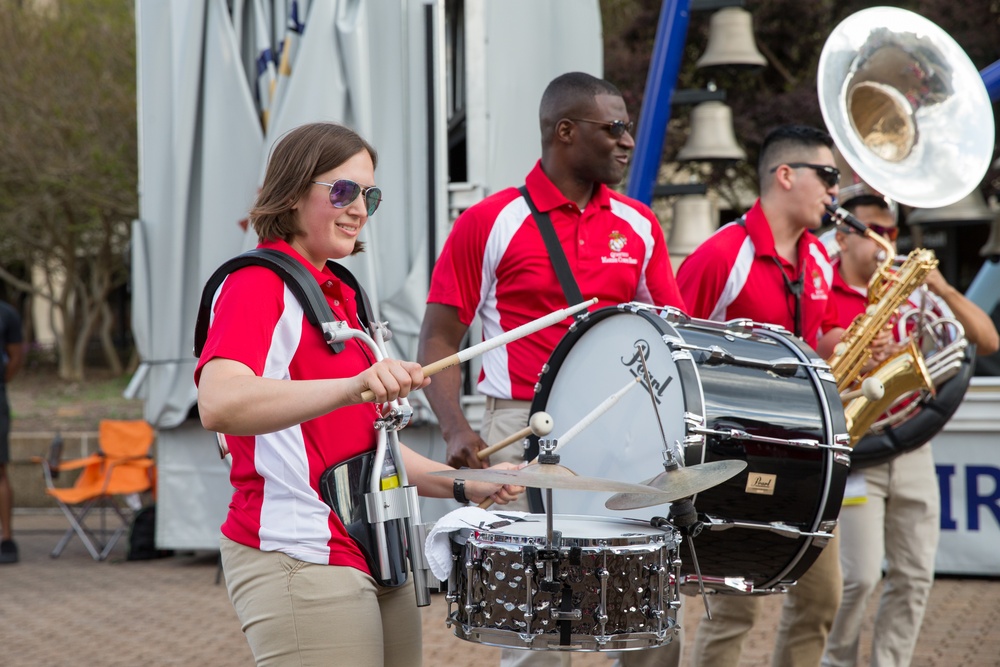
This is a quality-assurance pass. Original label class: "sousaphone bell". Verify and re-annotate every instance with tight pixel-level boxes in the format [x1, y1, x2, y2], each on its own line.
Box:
[818, 6, 995, 209]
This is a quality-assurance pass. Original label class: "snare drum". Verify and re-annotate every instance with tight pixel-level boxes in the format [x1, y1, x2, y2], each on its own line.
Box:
[527, 305, 850, 593]
[447, 514, 679, 651]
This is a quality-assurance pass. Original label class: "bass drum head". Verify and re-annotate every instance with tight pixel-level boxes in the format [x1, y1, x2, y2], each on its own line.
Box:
[527, 307, 687, 522]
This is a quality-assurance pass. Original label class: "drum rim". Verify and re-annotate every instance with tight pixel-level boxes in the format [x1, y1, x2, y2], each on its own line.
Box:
[468, 513, 673, 547]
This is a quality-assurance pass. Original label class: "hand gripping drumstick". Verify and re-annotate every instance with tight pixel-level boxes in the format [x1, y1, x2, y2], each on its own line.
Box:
[359, 298, 597, 403]
[478, 377, 641, 509]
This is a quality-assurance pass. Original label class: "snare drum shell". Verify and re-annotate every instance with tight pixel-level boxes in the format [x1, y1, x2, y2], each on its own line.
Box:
[448, 515, 679, 651]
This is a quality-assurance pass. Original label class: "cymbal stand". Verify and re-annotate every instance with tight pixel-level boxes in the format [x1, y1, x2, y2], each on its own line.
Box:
[635, 343, 712, 618]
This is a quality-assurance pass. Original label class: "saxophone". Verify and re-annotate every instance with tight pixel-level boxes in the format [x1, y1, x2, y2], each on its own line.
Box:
[825, 205, 939, 444]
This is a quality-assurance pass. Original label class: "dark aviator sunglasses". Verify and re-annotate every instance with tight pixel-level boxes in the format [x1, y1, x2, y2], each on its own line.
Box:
[567, 117, 635, 138]
[312, 179, 382, 216]
[770, 162, 841, 188]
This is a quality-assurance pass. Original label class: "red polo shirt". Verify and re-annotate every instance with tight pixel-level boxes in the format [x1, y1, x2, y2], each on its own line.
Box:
[676, 200, 839, 351]
[830, 258, 869, 329]
[428, 160, 686, 400]
[195, 239, 376, 572]
[830, 257, 956, 339]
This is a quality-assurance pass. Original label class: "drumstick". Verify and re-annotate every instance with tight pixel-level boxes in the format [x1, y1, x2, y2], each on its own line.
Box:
[477, 412, 555, 460]
[478, 377, 641, 509]
[360, 298, 597, 403]
[552, 376, 642, 454]
[476, 426, 532, 461]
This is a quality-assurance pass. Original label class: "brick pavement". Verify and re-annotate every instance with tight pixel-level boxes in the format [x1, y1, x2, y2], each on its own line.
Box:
[2, 511, 998, 666]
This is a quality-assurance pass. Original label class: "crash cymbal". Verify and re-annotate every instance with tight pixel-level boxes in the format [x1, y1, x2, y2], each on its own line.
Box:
[604, 460, 748, 510]
[430, 463, 661, 494]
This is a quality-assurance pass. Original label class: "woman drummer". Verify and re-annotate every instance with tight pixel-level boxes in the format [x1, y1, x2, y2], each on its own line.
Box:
[196, 121, 521, 666]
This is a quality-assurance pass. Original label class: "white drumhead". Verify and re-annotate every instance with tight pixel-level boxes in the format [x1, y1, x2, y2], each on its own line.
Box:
[536, 310, 690, 522]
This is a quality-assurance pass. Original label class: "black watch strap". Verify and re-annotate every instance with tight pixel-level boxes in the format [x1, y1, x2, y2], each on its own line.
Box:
[453, 477, 470, 504]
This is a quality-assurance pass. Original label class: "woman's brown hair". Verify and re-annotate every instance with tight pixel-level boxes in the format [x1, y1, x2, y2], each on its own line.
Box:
[250, 122, 378, 254]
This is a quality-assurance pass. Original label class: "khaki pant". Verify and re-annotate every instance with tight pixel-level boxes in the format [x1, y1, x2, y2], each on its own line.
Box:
[823, 445, 939, 667]
[482, 403, 682, 667]
[220, 536, 421, 666]
[691, 530, 842, 667]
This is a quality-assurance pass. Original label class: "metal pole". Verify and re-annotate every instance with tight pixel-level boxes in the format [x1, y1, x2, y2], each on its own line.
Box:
[625, 0, 693, 205]
[981, 59, 1000, 102]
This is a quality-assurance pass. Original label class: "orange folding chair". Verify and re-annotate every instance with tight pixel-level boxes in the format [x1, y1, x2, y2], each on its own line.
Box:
[35, 420, 156, 561]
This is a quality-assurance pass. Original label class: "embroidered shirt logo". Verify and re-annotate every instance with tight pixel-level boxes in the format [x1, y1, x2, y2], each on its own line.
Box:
[602, 230, 638, 264]
[807, 268, 827, 300]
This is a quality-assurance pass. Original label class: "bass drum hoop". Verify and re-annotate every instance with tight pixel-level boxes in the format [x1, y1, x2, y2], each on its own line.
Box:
[852, 343, 976, 469]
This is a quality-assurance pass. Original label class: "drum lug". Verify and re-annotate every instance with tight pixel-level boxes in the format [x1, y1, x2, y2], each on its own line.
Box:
[550, 608, 583, 621]
[597, 563, 609, 638]
[752, 320, 794, 336]
[462, 556, 478, 620]
[680, 574, 756, 594]
[656, 305, 690, 324]
[812, 534, 833, 548]
[671, 347, 694, 363]
[684, 412, 705, 428]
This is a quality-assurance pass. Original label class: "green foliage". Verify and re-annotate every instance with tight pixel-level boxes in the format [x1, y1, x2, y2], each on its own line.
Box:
[0, 0, 137, 241]
[0, 0, 137, 379]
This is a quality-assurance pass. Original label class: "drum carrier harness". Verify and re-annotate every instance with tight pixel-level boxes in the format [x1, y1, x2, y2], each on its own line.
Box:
[194, 249, 433, 604]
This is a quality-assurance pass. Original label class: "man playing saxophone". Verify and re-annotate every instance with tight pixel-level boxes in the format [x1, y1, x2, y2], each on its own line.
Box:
[679, 124, 850, 667]
[823, 193, 999, 667]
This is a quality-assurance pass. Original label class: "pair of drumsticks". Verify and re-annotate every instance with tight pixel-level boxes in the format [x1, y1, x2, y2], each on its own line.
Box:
[359, 299, 597, 403]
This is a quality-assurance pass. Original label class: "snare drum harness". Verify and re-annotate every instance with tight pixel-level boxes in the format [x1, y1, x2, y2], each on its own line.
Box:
[194, 248, 433, 605]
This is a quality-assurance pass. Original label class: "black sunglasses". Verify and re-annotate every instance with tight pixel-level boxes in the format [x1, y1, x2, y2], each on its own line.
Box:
[567, 118, 635, 138]
[770, 162, 841, 188]
[842, 223, 899, 242]
[312, 179, 382, 216]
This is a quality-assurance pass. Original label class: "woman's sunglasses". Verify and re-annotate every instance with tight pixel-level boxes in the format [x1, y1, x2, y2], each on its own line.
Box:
[312, 179, 382, 216]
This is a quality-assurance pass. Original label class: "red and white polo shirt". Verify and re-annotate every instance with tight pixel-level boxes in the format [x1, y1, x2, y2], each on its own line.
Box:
[428, 160, 686, 400]
[676, 200, 839, 350]
[195, 239, 376, 572]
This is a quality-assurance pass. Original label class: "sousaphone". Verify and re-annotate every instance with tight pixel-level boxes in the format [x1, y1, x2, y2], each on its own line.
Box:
[818, 6, 994, 208]
[818, 7, 994, 466]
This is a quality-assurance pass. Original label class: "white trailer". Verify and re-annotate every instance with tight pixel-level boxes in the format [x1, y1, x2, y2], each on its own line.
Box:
[130, 0, 602, 549]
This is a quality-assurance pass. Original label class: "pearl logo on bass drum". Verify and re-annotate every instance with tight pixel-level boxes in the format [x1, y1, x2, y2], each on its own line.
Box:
[746, 472, 777, 496]
[621, 340, 673, 404]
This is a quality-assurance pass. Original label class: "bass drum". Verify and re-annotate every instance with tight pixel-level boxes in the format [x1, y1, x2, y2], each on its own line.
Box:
[527, 304, 850, 594]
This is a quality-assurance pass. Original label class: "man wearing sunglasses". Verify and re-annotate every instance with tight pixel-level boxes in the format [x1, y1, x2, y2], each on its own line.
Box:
[824, 194, 999, 667]
[677, 125, 848, 667]
[418, 71, 686, 667]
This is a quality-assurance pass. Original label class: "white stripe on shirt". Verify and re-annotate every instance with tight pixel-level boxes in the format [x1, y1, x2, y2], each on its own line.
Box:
[609, 198, 656, 303]
[477, 197, 532, 399]
[256, 285, 333, 558]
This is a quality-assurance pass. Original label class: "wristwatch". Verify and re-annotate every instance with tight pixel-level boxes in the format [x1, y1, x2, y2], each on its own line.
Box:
[453, 477, 470, 504]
